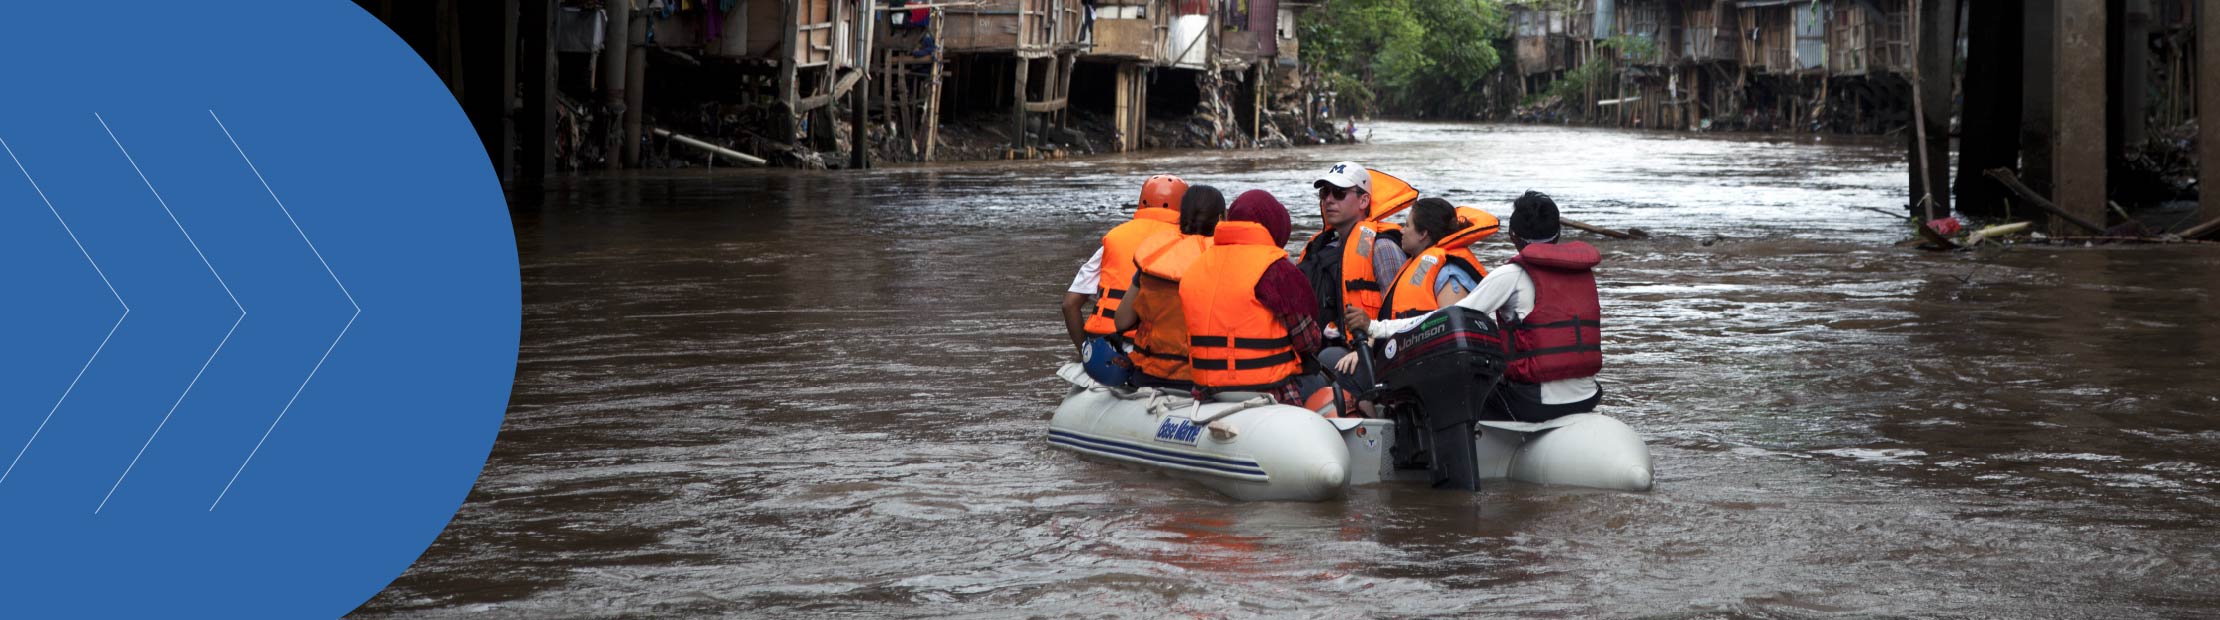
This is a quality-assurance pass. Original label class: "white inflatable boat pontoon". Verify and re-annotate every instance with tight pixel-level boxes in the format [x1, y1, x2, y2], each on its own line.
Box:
[1047, 308, 1653, 502]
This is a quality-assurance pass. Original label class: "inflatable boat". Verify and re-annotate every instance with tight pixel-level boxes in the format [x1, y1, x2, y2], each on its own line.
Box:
[1046, 308, 1653, 501]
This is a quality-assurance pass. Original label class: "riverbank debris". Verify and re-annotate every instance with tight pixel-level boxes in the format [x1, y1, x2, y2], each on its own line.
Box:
[1560, 217, 1648, 240]
[1962, 221, 2031, 245]
[652, 128, 768, 166]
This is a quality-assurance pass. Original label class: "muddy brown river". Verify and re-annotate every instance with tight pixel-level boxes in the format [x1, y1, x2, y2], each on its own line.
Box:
[353, 122, 2220, 619]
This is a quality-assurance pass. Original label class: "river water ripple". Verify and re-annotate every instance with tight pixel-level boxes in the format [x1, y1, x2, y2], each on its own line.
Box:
[354, 122, 2220, 619]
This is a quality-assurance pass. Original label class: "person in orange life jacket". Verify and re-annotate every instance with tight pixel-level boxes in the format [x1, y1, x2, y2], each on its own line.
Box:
[1062, 174, 1188, 356]
[1380, 197, 1498, 322]
[1111, 185, 1228, 391]
[1322, 198, 1499, 395]
[1297, 161, 1411, 342]
[1178, 190, 1325, 405]
[1344, 191, 1603, 422]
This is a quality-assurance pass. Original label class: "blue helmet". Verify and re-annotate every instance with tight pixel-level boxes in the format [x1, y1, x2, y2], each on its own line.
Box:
[1081, 336, 1134, 387]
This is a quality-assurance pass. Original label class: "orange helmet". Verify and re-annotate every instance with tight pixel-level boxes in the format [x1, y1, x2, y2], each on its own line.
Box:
[1139, 174, 1188, 211]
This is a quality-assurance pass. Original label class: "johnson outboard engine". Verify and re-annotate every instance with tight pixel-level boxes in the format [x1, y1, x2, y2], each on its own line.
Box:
[1372, 307, 1508, 490]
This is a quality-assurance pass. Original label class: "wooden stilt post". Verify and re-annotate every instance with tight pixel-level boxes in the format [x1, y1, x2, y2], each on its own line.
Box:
[2199, 0, 2220, 235]
[852, 0, 875, 169]
[925, 10, 944, 161]
[520, 0, 556, 178]
[463, 0, 516, 180]
[778, 0, 802, 153]
[1115, 62, 1132, 152]
[1254, 63, 1266, 147]
[1013, 56, 1030, 156]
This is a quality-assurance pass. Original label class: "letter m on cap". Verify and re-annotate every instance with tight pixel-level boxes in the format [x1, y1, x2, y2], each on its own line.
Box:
[1331, 164, 1347, 174]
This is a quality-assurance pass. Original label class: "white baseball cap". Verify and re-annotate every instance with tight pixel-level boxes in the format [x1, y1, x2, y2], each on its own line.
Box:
[1313, 161, 1371, 195]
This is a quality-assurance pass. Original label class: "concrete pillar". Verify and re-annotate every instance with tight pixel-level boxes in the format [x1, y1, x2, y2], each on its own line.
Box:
[601, 0, 630, 169]
[2110, 0, 2150, 151]
[622, 15, 646, 167]
[851, 0, 874, 169]
[1956, 0, 2025, 218]
[2199, 0, 2220, 232]
[520, 0, 557, 179]
[2054, 0, 2108, 233]
[1910, 0, 1958, 214]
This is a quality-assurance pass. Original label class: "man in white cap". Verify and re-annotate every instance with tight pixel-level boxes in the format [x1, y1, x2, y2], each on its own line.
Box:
[1297, 161, 1411, 398]
[1299, 161, 1409, 323]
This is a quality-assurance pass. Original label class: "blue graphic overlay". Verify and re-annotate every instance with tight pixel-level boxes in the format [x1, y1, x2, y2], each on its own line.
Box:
[0, 2, 517, 617]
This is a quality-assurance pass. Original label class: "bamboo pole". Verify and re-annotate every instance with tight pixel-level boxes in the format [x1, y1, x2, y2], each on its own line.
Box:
[653, 128, 769, 165]
[2181, 216, 2220, 239]
[1907, 0, 1936, 221]
[1983, 167, 2108, 234]
[1559, 217, 1647, 239]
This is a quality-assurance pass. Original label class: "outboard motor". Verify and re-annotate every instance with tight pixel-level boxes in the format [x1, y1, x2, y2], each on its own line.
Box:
[1372, 307, 1508, 491]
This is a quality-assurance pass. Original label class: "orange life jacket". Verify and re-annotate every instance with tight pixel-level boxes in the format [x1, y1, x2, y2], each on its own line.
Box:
[1084, 208, 1180, 336]
[1128, 231, 1211, 381]
[1381, 207, 1500, 320]
[1179, 221, 1303, 390]
[1297, 169, 1420, 320]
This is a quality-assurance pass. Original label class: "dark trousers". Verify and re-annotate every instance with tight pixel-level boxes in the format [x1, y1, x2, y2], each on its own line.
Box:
[1483, 381, 1602, 423]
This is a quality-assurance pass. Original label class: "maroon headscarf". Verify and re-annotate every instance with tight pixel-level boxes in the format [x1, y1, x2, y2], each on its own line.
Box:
[1226, 190, 1292, 247]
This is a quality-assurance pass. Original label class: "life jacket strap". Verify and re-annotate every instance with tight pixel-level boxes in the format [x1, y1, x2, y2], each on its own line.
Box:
[1190, 351, 1298, 370]
[1511, 344, 1601, 360]
[1188, 335, 1293, 349]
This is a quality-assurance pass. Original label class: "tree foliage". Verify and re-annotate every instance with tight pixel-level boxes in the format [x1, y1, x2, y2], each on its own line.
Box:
[1299, 0, 1507, 117]
[1538, 35, 1654, 106]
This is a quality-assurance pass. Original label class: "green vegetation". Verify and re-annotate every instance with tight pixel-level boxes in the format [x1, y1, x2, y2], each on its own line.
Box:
[1536, 34, 1653, 106]
[1298, 0, 1507, 118]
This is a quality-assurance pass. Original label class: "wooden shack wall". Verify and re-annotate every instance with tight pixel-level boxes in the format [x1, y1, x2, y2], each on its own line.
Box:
[1739, 5, 1795, 73]
[1092, 18, 1156, 59]
[941, 0, 1023, 52]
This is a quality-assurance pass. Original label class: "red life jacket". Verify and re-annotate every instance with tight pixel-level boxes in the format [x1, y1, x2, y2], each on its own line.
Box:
[1504, 241, 1602, 384]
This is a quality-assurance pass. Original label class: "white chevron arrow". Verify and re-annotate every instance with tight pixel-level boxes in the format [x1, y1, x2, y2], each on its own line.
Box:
[206, 110, 361, 511]
[0, 137, 131, 487]
[94, 113, 246, 514]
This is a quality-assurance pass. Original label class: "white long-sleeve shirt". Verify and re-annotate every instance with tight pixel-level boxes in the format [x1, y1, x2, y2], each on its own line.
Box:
[1365, 263, 1600, 405]
[1066, 248, 1104, 295]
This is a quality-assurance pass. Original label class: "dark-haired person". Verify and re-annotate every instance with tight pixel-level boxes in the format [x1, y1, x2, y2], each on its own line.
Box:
[1112, 185, 1229, 390]
[1381, 197, 1499, 320]
[1346, 191, 1602, 422]
[1062, 175, 1187, 357]
[1179, 191, 1324, 404]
